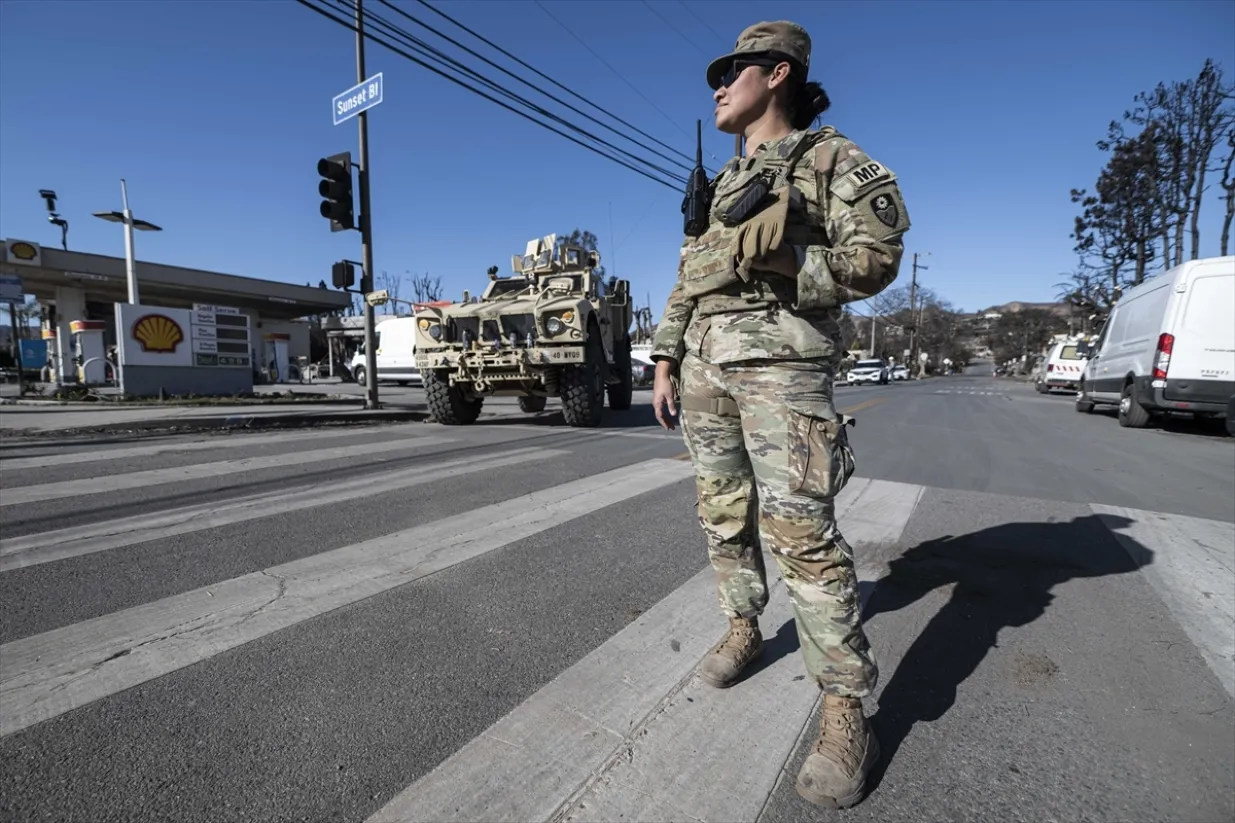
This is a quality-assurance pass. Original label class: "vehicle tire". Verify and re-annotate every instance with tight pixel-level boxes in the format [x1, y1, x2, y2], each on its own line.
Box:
[352, 365, 365, 386]
[424, 368, 483, 425]
[1036, 381, 1047, 393]
[561, 330, 605, 427]
[1117, 381, 1151, 428]
[607, 334, 633, 411]
[1075, 391, 1095, 414]
[518, 395, 547, 413]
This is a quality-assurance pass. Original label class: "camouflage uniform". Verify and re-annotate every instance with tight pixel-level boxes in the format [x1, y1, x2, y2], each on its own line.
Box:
[651, 19, 910, 810]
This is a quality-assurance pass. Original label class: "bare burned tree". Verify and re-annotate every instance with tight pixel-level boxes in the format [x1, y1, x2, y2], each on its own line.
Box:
[1094, 59, 1235, 268]
[410, 272, 443, 303]
[1219, 129, 1235, 256]
[377, 270, 403, 313]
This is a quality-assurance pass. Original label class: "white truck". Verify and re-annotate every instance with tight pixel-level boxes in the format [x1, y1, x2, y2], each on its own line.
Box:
[348, 316, 422, 387]
[1075, 256, 1234, 432]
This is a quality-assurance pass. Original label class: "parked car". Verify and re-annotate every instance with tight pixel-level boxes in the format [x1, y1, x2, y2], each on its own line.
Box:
[1075, 255, 1234, 429]
[891, 365, 909, 381]
[849, 358, 889, 385]
[630, 354, 655, 387]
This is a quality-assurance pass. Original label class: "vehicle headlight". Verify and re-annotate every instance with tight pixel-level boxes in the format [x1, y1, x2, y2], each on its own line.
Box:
[418, 317, 442, 341]
[546, 317, 565, 335]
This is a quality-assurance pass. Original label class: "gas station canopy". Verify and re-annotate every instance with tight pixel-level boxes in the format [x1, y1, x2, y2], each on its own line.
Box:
[1, 240, 351, 321]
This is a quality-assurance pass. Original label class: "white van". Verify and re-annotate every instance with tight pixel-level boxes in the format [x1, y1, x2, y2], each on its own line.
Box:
[1075, 256, 1234, 429]
[349, 316, 422, 387]
[1035, 337, 1086, 393]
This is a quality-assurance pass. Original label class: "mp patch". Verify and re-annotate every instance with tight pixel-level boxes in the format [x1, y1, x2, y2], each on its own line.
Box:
[871, 193, 899, 228]
[839, 161, 890, 191]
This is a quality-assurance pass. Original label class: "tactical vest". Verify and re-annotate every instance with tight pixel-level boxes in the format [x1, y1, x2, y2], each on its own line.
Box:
[678, 128, 837, 316]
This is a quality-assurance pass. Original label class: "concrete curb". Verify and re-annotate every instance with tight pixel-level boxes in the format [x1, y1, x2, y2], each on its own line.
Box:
[0, 408, 432, 438]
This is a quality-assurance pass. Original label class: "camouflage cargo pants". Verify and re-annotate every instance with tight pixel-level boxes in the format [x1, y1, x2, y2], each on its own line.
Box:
[677, 351, 878, 698]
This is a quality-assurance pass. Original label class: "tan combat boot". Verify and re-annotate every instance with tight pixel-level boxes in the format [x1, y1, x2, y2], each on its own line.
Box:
[794, 695, 880, 809]
[697, 616, 762, 688]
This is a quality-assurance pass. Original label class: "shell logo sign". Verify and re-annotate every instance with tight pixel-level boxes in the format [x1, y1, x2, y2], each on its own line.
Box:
[132, 313, 185, 354]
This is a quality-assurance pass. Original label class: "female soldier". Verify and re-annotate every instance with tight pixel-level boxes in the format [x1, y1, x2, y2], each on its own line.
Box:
[648, 20, 910, 810]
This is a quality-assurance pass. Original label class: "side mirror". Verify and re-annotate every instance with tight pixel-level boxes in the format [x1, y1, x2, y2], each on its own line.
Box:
[610, 278, 630, 307]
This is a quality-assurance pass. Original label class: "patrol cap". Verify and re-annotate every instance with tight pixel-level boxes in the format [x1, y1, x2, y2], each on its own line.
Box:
[706, 21, 811, 91]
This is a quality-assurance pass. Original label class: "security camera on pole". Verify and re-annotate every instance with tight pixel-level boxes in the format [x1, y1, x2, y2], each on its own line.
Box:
[318, 0, 384, 410]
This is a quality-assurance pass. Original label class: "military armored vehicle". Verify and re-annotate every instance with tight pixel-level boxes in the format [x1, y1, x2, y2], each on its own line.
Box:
[412, 234, 634, 427]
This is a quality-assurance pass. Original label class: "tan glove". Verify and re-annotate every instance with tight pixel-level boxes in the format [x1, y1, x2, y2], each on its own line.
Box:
[733, 187, 796, 280]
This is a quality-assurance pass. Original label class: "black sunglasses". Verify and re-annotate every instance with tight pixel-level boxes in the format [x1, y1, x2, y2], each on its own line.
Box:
[717, 51, 799, 89]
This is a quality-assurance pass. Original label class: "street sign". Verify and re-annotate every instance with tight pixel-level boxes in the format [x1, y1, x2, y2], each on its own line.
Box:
[332, 72, 383, 126]
[0, 273, 23, 303]
[365, 289, 389, 307]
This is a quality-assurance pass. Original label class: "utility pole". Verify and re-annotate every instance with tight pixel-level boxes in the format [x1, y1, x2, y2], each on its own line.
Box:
[908, 251, 929, 378]
[869, 313, 877, 356]
[356, 0, 378, 410]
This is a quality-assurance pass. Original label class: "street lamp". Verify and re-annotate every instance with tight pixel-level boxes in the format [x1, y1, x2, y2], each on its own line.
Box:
[92, 178, 161, 304]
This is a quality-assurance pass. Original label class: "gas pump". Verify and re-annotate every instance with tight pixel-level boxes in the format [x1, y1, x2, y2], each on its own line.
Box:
[263, 332, 290, 383]
[70, 319, 108, 385]
[40, 327, 62, 383]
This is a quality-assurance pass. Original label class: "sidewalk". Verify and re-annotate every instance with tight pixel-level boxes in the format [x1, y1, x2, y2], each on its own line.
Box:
[0, 400, 429, 436]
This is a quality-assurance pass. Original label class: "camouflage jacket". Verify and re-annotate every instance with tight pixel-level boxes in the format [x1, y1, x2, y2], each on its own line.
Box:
[650, 126, 909, 367]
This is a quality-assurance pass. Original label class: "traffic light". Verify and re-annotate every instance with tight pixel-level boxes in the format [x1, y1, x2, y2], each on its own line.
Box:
[317, 152, 354, 232]
[331, 260, 355, 290]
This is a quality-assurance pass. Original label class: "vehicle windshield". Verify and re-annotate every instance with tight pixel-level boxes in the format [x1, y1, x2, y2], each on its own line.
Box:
[855, 360, 884, 369]
[1058, 345, 1082, 360]
[486, 279, 534, 298]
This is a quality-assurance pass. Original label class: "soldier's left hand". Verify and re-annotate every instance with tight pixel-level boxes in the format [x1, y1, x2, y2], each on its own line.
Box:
[733, 188, 789, 263]
[756, 245, 799, 279]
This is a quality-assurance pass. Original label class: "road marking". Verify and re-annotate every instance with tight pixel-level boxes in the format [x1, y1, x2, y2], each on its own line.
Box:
[839, 397, 888, 415]
[0, 427, 419, 472]
[0, 458, 696, 738]
[0, 436, 458, 506]
[1092, 504, 1235, 699]
[0, 446, 567, 573]
[368, 478, 925, 823]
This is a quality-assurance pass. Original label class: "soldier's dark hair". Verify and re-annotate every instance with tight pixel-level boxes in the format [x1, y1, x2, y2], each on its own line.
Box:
[788, 79, 831, 130]
[757, 60, 830, 130]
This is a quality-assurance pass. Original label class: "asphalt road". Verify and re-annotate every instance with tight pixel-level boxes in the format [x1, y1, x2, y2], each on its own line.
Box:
[1, 373, 1231, 823]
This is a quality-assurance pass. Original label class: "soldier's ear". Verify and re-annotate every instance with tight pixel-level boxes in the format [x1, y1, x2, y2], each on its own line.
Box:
[766, 61, 792, 90]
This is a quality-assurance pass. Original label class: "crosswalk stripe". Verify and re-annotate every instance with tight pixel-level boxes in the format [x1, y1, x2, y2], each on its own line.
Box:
[0, 435, 457, 506]
[0, 427, 401, 472]
[368, 478, 926, 823]
[0, 457, 696, 738]
[558, 479, 924, 823]
[1091, 504, 1235, 699]
[0, 445, 568, 573]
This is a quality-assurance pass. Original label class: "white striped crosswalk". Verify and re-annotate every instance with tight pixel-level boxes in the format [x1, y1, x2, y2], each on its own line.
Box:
[0, 421, 1231, 822]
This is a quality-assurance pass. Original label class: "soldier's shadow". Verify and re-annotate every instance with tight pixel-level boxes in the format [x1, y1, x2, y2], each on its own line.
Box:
[858, 513, 1152, 792]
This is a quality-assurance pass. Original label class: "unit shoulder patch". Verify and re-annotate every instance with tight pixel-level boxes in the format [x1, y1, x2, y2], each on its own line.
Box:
[870, 192, 899, 228]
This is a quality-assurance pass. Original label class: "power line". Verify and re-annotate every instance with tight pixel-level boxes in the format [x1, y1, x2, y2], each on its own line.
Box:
[296, 0, 683, 190]
[675, 0, 728, 46]
[531, 0, 722, 169]
[411, 0, 714, 174]
[375, 0, 696, 176]
[330, 0, 688, 183]
[639, 0, 710, 58]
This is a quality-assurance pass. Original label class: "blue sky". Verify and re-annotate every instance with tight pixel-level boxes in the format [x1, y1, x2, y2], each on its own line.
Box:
[2, 0, 1233, 322]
